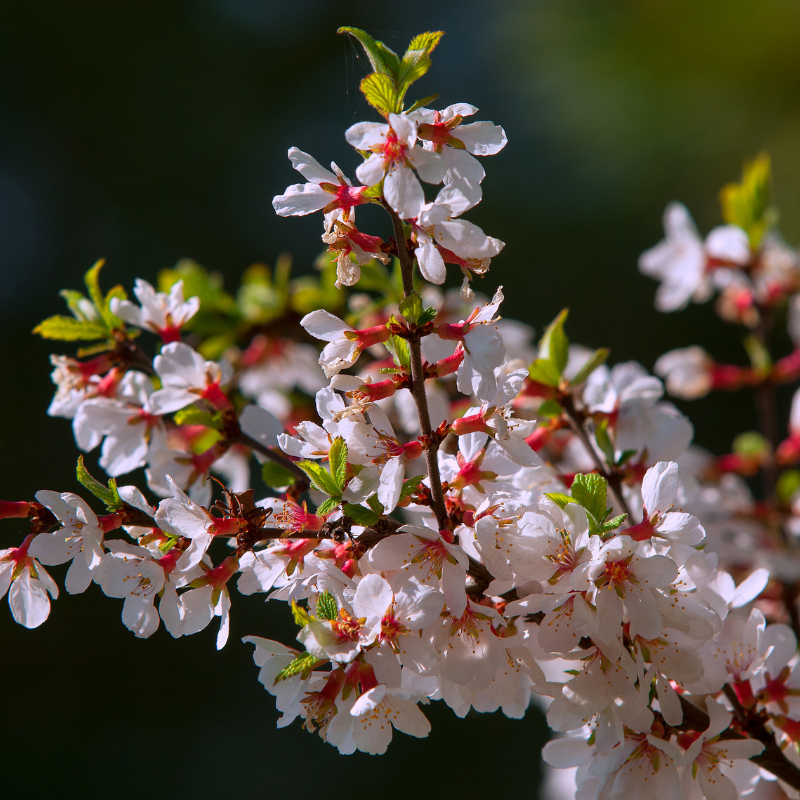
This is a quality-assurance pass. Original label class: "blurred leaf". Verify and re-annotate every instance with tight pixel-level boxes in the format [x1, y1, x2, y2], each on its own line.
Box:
[360, 73, 400, 116]
[537, 399, 563, 418]
[732, 431, 769, 456]
[778, 470, 800, 503]
[538, 308, 570, 376]
[528, 358, 562, 387]
[595, 418, 616, 464]
[174, 406, 222, 429]
[570, 348, 610, 386]
[720, 153, 773, 249]
[33, 315, 109, 341]
[262, 461, 297, 489]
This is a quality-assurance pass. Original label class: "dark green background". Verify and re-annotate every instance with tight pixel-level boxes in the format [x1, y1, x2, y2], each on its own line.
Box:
[2, 1, 800, 797]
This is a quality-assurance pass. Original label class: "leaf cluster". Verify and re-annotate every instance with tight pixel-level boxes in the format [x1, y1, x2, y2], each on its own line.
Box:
[545, 472, 627, 536]
[339, 27, 443, 117]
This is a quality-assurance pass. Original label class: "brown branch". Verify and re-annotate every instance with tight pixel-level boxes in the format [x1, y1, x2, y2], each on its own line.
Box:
[231, 429, 310, 490]
[388, 207, 449, 530]
[561, 395, 632, 518]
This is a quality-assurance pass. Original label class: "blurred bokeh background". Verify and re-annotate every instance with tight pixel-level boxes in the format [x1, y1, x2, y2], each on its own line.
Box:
[2, 1, 800, 796]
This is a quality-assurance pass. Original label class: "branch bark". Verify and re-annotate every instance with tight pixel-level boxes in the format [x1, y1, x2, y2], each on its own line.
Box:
[388, 208, 449, 530]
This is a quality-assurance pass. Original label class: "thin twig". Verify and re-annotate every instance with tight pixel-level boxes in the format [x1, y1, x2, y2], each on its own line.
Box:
[561, 395, 632, 518]
[388, 207, 449, 530]
[234, 429, 310, 487]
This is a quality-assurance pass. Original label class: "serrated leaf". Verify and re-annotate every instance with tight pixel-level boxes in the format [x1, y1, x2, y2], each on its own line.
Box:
[329, 437, 348, 490]
[297, 460, 341, 498]
[595, 419, 616, 464]
[719, 153, 772, 249]
[316, 497, 338, 515]
[274, 651, 321, 684]
[405, 93, 440, 114]
[528, 358, 562, 387]
[544, 492, 573, 509]
[537, 399, 563, 419]
[174, 406, 222, 429]
[291, 600, 314, 628]
[570, 473, 608, 524]
[360, 73, 399, 117]
[375, 41, 401, 76]
[366, 494, 385, 516]
[570, 348, 610, 386]
[399, 292, 423, 325]
[385, 335, 410, 370]
[261, 461, 297, 489]
[602, 514, 628, 533]
[338, 27, 395, 76]
[316, 591, 338, 621]
[33, 316, 110, 341]
[398, 475, 425, 503]
[397, 31, 444, 93]
[538, 309, 569, 376]
[417, 307, 437, 325]
[76, 456, 121, 510]
[343, 503, 381, 526]
[83, 259, 119, 330]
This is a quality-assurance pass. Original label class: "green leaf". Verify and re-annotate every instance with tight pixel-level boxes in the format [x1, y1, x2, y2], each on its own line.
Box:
[366, 495, 385, 516]
[396, 31, 444, 94]
[544, 492, 573, 509]
[719, 153, 773, 249]
[528, 358, 562, 387]
[595, 419, 616, 464]
[174, 406, 222, 429]
[76, 456, 122, 510]
[343, 503, 381, 526]
[316, 497, 339, 515]
[360, 73, 399, 116]
[398, 475, 425, 503]
[570, 473, 608, 524]
[338, 27, 395, 76]
[733, 431, 770, 457]
[84, 259, 107, 319]
[601, 514, 628, 533]
[570, 348, 610, 386]
[297, 460, 341, 498]
[418, 307, 437, 325]
[778, 470, 800, 503]
[274, 651, 321, 684]
[399, 292, 423, 325]
[538, 309, 570, 376]
[316, 591, 338, 621]
[385, 335, 410, 369]
[405, 93, 440, 113]
[33, 315, 110, 341]
[291, 600, 314, 628]
[329, 437, 348, 491]
[261, 461, 297, 489]
[537, 399, 563, 419]
[744, 334, 772, 373]
[617, 449, 638, 466]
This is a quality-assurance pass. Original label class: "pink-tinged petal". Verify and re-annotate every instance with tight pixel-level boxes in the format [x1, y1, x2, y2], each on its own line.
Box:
[300, 310, 352, 342]
[441, 559, 467, 616]
[642, 461, 679, 513]
[65, 556, 93, 595]
[154, 342, 210, 388]
[623, 585, 663, 640]
[384, 166, 424, 220]
[416, 240, 446, 284]
[9, 571, 51, 628]
[0, 563, 12, 600]
[147, 387, 195, 415]
[441, 102, 478, 121]
[377, 457, 404, 513]
[122, 596, 159, 638]
[455, 120, 507, 155]
[287, 147, 337, 184]
[634, 554, 679, 588]
[159, 581, 185, 637]
[180, 586, 215, 635]
[384, 694, 430, 738]
[176, 531, 213, 571]
[272, 183, 331, 216]
[355, 153, 386, 187]
[730, 568, 769, 608]
[656, 673, 683, 726]
[216, 593, 231, 649]
[28, 532, 72, 566]
[493, 432, 543, 468]
[353, 573, 393, 623]
[345, 121, 387, 150]
[100, 425, 149, 476]
[705, 224, 750, 265]
[407, 147, 446, 184]
[368, 534, 417, 571]
[436, 218, 504, 258]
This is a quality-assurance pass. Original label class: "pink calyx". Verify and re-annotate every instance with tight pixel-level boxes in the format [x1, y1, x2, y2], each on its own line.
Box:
[200, 381, 232, 411]
[0, 501, 32, 520]
[451, 411, 491, 436]
[342, 324, 392, 348]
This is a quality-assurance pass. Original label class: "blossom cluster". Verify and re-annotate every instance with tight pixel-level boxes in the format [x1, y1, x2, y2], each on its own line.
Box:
[6, 26, 800, 799]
